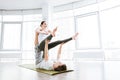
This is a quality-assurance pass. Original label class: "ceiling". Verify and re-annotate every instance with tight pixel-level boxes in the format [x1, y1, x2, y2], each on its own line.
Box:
[0, 0, 81, 10]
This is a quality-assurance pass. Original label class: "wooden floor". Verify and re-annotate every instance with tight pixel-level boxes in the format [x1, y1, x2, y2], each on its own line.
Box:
[1, 61, 120, 80]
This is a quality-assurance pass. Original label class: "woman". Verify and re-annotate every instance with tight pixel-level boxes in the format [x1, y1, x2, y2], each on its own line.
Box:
[34, 21, 56, 46]
[34, 21, 57, 65]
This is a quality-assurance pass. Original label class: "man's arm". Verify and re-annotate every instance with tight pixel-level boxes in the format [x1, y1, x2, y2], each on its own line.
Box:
[57, 43, 64, 61]
[44, 40, 49, 61]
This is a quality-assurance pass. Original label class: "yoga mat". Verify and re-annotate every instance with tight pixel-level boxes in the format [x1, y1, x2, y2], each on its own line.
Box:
[19, 64, 73, 75]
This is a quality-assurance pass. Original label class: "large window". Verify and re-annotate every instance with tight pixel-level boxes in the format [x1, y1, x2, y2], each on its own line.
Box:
[100, 6, 120, 60]
[2, 23, 21, 50]
[76, 12, 100, 49]
[51, 11, 75, 60]
[0, 10, 42, 62]
[100, 6, 120, 49]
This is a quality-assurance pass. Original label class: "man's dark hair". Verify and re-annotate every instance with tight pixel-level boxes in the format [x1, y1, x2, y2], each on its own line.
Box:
[40, 21, 46, 27]
[54, 64, 67, 71]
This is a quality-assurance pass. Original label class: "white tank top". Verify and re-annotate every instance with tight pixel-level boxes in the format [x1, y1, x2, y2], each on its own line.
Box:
[38, 33, 48, 44]
[36, 27, 49, 44]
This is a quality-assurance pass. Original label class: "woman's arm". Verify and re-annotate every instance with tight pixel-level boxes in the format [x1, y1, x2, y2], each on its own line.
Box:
[34, 32, 39, 46]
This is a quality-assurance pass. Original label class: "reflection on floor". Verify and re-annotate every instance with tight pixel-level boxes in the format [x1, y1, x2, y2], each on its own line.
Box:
[0, 61, 120, 80]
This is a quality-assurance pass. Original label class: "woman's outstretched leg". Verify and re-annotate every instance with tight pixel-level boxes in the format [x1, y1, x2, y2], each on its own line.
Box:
[42, 33, 78, 58]
[48, 33, 79, 50]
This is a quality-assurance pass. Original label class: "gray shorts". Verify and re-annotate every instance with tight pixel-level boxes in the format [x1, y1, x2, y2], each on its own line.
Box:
[35, 44, 43, 65]
[35, 44, 41, 53]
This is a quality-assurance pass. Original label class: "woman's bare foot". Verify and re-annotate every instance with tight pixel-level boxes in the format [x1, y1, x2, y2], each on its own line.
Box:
[52, 27, 57, 37]
[72, 32, 79, 40]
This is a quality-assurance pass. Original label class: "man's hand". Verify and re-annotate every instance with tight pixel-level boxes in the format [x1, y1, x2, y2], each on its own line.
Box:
[60, 42, 64, 47]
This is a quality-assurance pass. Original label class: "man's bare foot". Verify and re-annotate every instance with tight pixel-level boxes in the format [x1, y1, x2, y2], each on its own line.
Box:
[52, 27, 57, 37]
[72, 32, 79, 40]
